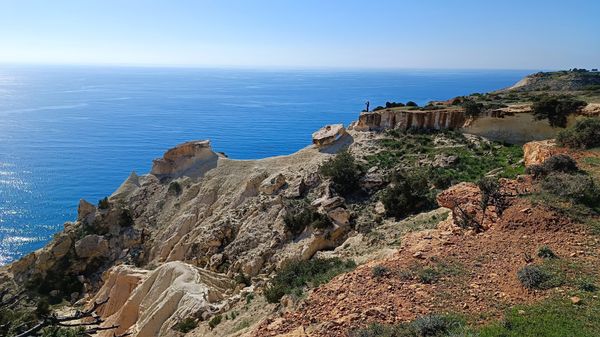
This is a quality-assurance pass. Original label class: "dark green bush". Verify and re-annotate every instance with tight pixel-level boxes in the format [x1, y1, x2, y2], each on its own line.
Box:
[208, 315, 222, 329]
[173, 317, 197, 333]
[119, 208, 135, 227]
[40, 327, 86, 337]
[386, 101, 406, 108]
[234, 272, 252, 287]
[349, 314, 460, 337]
[406, 101, 418, 107]
[168, 181, 183, 195]
[556, 117, 600, 149]
[462, 99, 483, 118]
[283, 201, 332, 235]
[372, 265, 389, 278]
[97, 197, 110, 210]
[537, 246, 558, 259]
[320, 150, 362, 195]
[381, 170, 433, 219]
[541, 173, 600, 208]
[517, 265, 563, 290]
[264, 258, 356, 303]
[527, 154, 579, 179]
[542, 154, 579, 173]
[532, 95, 586, 127]
[417, 267, 440, 284]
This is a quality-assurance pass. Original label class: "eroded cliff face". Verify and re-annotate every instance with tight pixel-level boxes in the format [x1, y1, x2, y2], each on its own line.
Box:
[3, 129, 370, 336]
[350, 108, 466, 132]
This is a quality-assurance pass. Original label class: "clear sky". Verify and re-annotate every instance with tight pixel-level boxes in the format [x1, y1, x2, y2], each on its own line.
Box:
[0, 0, 598, 69]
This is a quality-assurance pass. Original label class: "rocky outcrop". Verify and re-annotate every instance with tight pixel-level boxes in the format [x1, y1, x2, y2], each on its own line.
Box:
[522, 139, 560, 166]
[312, 124, 347, 148]
[581, 103, 600, 116]
[95, 261, 235, 337]
[75, 234, 110, 259]
[112, 171, 141, 200]
[351, 109, 465, 131]
[151, 140, 220, 178]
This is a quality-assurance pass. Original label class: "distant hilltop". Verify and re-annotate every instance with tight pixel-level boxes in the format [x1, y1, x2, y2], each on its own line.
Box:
[505, 68, 600, 92]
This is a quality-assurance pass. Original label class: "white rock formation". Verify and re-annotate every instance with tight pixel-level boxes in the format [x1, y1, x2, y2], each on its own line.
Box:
[151, 140, 220, 178]
[312, 124, 346, 148]
[95, 261, 235, 337]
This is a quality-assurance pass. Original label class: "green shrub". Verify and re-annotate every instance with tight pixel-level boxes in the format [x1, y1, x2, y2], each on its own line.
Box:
[172, 317, 197, 333]
[537, 246, 558, 259]
[541, 173, 600, 208]
[97, 197, 110, 210]
[417, 267, 440, 284]
[283, 201, 332, 235]
[386, 101, 406, 108]
[578, 279, 597, 292]
[349, 314, 461, 337]
[245, 293, 254, 304]
[381, 170, 433, 219]
[168, 181, 183, 195]
[556, 117, 600, 149]
[542, 154, 579, 173]
[320, 150, 362, 195]
[372, 265, 389, 278]
[264, 258, 356, 303]
[406, 101, 418, 107]
[118, 208, 135, 227]
[462, 99, 483, 118]
[234, 272, 252, 287]
[532, 95, 586, 127]
[208, 315, 222, 329]
[517, 264, 564, 290]
[41, 327, 86, 337]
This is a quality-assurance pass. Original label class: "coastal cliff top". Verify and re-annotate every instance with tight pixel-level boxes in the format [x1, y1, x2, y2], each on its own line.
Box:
[504, 69, 600, 92]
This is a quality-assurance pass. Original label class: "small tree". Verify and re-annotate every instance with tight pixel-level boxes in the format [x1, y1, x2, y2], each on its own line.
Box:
[462, 99, 483, 118]
[381, 170, 432, 219]
[320, 151, 362, 195]
[477, 176, 508, 226]
[532, 95, 586, 128]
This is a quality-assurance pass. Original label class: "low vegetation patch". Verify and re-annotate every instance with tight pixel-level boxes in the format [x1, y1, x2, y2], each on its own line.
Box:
[208, 314, 222, 329]
[264, 258, 356, 303]
[475, 295, 600, 337]
[172, 317, 197, 333]
[349, 314, 463, 337]
[517, 264, 565, 290]
[556, 117, 600, 149]
[366, 130, 524, 183]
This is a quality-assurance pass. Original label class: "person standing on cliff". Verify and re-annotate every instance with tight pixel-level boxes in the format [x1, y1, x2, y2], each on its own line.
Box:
[365, 100, 370, 112]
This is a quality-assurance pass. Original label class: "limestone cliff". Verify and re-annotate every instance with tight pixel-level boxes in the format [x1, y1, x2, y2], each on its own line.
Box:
[350, 108, 465, 131]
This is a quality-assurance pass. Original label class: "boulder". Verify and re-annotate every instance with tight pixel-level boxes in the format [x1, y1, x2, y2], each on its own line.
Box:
[75, 235, 110, 259]
[327, 207, 350, 226]
[150, 140, 219, 178]
[312, 124, 346, 148]
[259, 173, 287, 195]
[77, 199, 96, 223]
[522, 140, 560, 166]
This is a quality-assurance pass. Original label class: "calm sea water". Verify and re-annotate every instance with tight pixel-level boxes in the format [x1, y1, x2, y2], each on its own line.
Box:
[0, 65, 531, 264]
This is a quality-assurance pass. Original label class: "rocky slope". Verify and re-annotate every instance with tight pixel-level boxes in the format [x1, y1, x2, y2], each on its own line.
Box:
[2, 71, 600, 337]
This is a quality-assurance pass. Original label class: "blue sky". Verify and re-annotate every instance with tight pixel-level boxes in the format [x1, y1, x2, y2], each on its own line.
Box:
[0, 0, 598, 69]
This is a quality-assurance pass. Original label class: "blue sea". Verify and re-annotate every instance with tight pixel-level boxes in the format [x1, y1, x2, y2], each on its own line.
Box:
[0, 65, 531, 264]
